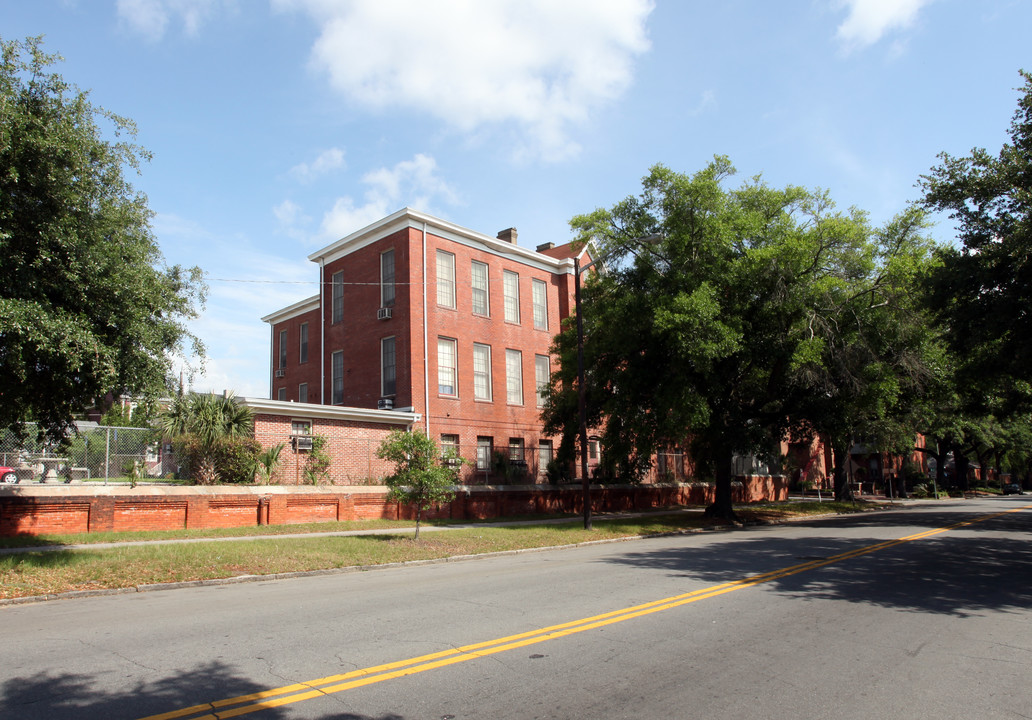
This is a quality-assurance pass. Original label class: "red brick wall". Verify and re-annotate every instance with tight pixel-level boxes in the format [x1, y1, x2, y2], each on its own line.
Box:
[252, 412, 405, 485]
[0, 478, 787, 536]
[270, 306, 322, 403]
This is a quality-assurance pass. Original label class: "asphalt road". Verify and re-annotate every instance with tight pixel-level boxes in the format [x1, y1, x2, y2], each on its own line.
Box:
[2, 497, 1030, 719]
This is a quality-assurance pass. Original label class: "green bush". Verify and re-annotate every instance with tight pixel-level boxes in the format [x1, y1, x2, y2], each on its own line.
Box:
[173, 434, 261, 484]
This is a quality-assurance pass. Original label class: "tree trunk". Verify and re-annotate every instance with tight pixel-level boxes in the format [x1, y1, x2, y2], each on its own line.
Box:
[952, 446, 971, 493]
[832, 442, 852, 502]
[415, 506, 422, 540]
[705, 442, 737, 522]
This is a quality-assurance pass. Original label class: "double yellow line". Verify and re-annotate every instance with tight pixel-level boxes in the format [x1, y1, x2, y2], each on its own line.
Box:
[140, 504, 1031, 720]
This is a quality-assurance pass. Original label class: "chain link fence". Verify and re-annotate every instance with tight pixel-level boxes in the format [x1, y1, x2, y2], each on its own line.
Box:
[0, 423, 176, 483]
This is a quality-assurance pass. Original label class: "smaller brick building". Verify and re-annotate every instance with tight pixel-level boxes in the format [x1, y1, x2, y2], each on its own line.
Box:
[241, 397, 420, 485]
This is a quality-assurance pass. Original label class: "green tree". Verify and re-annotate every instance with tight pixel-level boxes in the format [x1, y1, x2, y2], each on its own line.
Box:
[376, 430, 463, 539]
[160, 392, 255, 483]
[790, 208, 940, 500]
[544, 158, 925, 520]
[0, 37, 205, 444]
[921, 70, 1032, 397]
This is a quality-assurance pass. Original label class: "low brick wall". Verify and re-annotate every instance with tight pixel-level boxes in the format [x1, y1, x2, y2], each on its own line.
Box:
[0, 476, 787, 536]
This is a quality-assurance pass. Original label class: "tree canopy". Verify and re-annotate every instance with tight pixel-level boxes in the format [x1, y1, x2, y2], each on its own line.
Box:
[377, 430, 462, 539]
[544, 158, 936, 517]
[922, 70, 1032, 397]
[0, 36, 205, 443]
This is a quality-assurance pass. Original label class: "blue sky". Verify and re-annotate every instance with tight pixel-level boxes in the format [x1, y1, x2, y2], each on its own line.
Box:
[2, 0, 1029, 398]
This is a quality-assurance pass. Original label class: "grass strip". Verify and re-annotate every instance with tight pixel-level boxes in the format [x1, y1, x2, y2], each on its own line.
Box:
[0, 501, 886, 600]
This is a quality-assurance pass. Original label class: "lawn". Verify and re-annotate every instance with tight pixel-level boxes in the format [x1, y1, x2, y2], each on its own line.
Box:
[0, 501, 889, 601]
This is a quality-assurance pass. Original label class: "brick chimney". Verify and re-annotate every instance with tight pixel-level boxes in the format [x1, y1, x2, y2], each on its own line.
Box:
[536, 242, 555, 252]
[497, 227, 518, 244]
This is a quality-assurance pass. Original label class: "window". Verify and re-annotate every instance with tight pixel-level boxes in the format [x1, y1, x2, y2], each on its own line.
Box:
[506, 349, 523, 405]
[508, 437, 525, 463]
[299, 323, 308, 364]
[436, 250, 456, 308]
[503, 270, 520, 323]
[440, 434, 460, 466]
[532, 278, 548, 330]
[278, 329, 288, 369]
[589, 439, 599, 460]
[331, 350, 344, 404]
[381, 249, 395, 307]
[473, 343, 492, 401]
[535, 354, 550, 408]
[476, 437, 493, 471]
[471, 261, 490, 316]
[331, 271, 344, 324]
[381, 336, 396, 396]
[291, 419, 312, 436]
[538, 440, 553, 475]
[298, 383, 308, 403]
[277, 387, 286, 401]
[438, 337, 457, 395]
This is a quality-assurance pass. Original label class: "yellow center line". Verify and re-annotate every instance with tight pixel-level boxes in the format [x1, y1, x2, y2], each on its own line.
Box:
[138, 503, 1032, 720]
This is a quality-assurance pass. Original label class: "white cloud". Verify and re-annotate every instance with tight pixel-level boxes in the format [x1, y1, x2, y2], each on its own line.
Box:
[289, 147, 346, 183]
[834, 0, 935, 51]
[116, 0, 225, 40]
[274, 0, 654, 162]
[319, 154, 460, 239]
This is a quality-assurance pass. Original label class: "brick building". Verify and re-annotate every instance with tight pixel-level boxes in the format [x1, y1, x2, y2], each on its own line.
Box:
[262, 208, 590, 482]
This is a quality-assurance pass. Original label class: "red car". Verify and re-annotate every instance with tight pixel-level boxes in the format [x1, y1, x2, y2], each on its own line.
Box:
[1, 467, 17, 483]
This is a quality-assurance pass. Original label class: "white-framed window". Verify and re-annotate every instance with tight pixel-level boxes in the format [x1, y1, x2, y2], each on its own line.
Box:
[506, 348, 523, 405]
[476, 436, 493, 471]
[509, 437, 525, 463]
[291, 419, 312, 436]
[331, 350, 344, 404]
[278, 329, 288, 369]
[381, 249, 396, 307]
[299, 322, 308, 364]
[381, 336, 396, 396]
[503, 270, 520, 323]
[538, 440, 553, 475]
[535, 354, 550, 408]
[473, 343, 492, 401]
[436, 250, 456, 308]
[440, 434, 460, 466]
[298, 383, 308, 404]
[277, 387, 286, 401]
[438, 337, 457, 395]
[532, 278, 548, 330]
[331, 271, 344, 324]
[471, 260, 490, 316]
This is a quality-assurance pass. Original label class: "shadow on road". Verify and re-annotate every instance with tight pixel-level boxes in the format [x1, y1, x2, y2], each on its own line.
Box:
[605, 500, 1032, 617]
[0, 662, 412, 720]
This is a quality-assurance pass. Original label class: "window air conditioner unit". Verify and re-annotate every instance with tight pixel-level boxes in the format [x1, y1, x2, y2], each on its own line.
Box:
[377, 307, 392, 320]
[274, 369, 286, 378]
[377, 398, 394, 410]
[293, 435, 314, 451]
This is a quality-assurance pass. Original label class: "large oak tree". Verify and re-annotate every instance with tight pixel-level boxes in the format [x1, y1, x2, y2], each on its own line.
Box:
[0, 37, 205, 443]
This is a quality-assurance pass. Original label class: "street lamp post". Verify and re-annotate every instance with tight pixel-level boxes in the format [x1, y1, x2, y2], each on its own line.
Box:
[574, 256, 592, 530]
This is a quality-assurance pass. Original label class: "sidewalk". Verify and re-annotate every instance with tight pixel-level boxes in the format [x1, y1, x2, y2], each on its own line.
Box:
[0, 507, 708, 556]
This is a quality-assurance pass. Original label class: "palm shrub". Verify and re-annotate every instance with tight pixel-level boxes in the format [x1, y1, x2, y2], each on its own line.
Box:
[161, 392, 256, 484]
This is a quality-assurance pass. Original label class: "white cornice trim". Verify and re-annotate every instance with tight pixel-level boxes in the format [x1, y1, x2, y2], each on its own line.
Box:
[308, 207, 573, 273]
[261, 294, 320, 325]
[239, 397, 420, 425]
